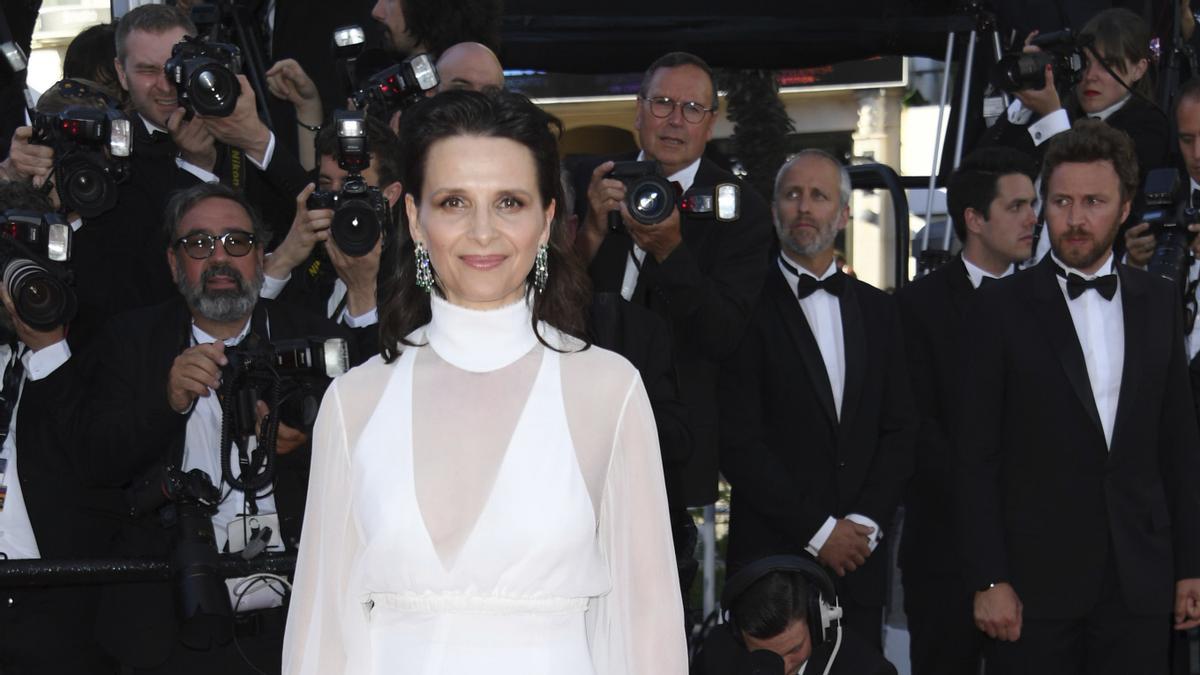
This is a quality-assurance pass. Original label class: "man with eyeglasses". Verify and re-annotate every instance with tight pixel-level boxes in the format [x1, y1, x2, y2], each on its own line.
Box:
[570, 51, 773, 611]
[74, 183, 353, 673]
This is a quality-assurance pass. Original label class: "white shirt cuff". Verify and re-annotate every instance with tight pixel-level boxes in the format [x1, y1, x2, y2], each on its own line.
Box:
[246, 131, 276, 170]
[23, 339, 70, 380]
[1027, 108, 1069, 147]
[1006, 98, 1033, 125]
[846, 513, 882, 552]
[805, 516, 838, 557]
[259, 270, 290, 299]
[176, 156, 220, 184]
[340, 306, 378, 328]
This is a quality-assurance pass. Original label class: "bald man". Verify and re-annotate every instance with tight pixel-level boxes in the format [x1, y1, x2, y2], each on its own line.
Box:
[436, 41, 504, 92]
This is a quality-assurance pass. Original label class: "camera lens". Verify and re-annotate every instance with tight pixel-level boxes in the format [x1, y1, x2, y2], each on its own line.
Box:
[990, 52, 1054, 93]
[3, 259, 75, 331]
[59, 155, 116, 218]
[189, 62, 239, 117]
[331, 200, 381, 257]
[626, 176, 675, 225]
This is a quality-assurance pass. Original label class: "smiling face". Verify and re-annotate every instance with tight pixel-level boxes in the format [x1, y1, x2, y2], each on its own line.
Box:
[635, 64, 716, 176]
[1044, 160, 1129, 274]
[1074, 47, 1147, 115]
[115, 26, 191, 128]
[406, 135, 553, 310]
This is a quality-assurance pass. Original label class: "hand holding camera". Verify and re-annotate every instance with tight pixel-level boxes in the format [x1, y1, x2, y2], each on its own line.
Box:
[0, 127, 54, 187]
[326, 233, 382, 317]
[167, 105, 218, 173]
[265, 184, 333, 280]
[1011, 31, 1064, 118]
[200, 74, 271, 166]
[304, 110, 390, 258]
[168, 341, 227, 413]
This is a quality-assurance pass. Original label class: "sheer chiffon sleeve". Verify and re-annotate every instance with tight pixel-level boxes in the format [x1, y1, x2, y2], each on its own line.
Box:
[283, 358, 390, 675]
[586, 374, 689, 674]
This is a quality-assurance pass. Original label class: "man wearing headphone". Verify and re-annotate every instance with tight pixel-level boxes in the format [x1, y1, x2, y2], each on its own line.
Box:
[691, 556, 896, 675]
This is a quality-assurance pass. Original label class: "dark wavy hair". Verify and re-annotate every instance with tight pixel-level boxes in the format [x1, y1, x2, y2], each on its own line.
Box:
[403, 0, 502, 55]
[379, 89, 591, 362]
[948, 147, 1038, 243]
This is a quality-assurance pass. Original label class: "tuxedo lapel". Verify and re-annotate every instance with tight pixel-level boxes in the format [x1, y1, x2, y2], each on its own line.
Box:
[837, 280, 867, 436]
[1109, 266, 1144, 458]
[768, 268, 838, 428]
[1030, 259, 1105, 438]
[947, 257, 975, 319]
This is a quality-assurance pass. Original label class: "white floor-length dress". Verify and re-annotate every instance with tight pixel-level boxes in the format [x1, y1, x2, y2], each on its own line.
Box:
[282, 295, 688, 674]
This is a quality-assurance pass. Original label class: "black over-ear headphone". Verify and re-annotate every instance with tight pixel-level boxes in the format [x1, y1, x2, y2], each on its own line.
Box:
[721, 555, 843, 648]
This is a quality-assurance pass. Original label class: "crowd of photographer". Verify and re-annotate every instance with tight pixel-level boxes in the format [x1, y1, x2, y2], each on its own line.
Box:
[1, 0, 1200, 673]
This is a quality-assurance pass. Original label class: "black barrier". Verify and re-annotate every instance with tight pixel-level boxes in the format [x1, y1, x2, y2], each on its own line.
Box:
[847, 162, 913, 291]
[0, 554, 296, 588]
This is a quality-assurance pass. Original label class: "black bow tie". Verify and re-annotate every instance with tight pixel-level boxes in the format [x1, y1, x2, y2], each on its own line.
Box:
[979, 276, 998, 289]
[1192, 189, 1200, 209]
[795, 271, 846, 298]
[1057, 266, 1118, 300]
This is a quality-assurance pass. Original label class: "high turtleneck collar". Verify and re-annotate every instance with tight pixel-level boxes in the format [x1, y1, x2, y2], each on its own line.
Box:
[424, 295, 538, 372]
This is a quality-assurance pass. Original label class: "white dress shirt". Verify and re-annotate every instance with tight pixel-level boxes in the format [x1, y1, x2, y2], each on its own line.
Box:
[1007, 94, 1129, 147]
[961, 254, 1014, 289]
[185, 321, 281, 553]
[776, 256, 881, 555]
[618, 153, 701, 301]
[0, 340, 71, 560]
[1052, 252, 1124, 448]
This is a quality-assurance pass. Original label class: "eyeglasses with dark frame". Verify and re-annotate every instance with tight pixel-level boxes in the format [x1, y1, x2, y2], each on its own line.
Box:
[640, 95, 716, 124]
[173, 231, 258, 260]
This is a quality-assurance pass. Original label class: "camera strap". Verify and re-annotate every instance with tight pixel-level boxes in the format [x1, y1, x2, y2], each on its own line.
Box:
[227, 146, 245, 192]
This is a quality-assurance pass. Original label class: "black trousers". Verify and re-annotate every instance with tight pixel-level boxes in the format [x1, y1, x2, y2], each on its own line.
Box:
[984, 553, 1168, 675]
[903, 570, 985, 675]
[0, 586, 116, 675]
[833, 577, 885, 652]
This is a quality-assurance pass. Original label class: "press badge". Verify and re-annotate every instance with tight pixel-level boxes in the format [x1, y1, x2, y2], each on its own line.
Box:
[227, 512, 284, 554]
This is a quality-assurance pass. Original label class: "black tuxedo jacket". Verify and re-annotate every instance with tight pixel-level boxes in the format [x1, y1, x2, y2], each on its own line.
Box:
[976, 96, 1168, 178]
[73, 297, 350, 667]
[956, 257, 1200, 619]
[719, 265, 917, 606]
[66, 119, 311, 352]
[572, 153, 774, 506]
[895, 257, 976, 577]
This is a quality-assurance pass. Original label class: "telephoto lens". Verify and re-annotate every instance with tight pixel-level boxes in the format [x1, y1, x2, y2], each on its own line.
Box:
[1, 258, 75, 331]
[165, 37, 242, 117]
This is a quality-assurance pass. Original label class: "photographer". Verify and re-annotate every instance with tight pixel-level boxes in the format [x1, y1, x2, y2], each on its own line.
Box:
[980, 9, 1166, 173]
[260, 114, 401, 358]
[108, 5, 309, 238]
[76, 183, 353, 673]
[570, 53, 773, 561]
[691, 556, 896, 675]
[0, 181, 116, 674]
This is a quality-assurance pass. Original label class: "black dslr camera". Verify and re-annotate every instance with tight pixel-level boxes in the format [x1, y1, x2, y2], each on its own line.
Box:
[1140, 168, 1200, 288]
[32, 105, 132, 218]
[605, 161, 742, 231]
[0, 210, 76, 331]
[126, 464, 231, 649]
[351, 53, 439, 122]
[605, 161, 677, 230]
[306, 111, 391, 257]
[221, 333, 349, 438]
[165, 35, 242, 117]
[990, 29, 1089, 93]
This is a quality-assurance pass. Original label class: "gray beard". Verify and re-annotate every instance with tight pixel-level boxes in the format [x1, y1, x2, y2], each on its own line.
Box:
[176, 261, 264, 324]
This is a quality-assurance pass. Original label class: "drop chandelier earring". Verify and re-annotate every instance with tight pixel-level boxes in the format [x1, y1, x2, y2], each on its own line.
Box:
[415, 242, 434, 293]
[534, 244, 549, 293]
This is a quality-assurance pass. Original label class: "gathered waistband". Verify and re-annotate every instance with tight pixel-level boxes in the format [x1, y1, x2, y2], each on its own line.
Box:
[366, 592, 590, 615]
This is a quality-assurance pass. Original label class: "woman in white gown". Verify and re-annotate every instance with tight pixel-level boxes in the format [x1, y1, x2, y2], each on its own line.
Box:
[282, 89, 688, 674]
